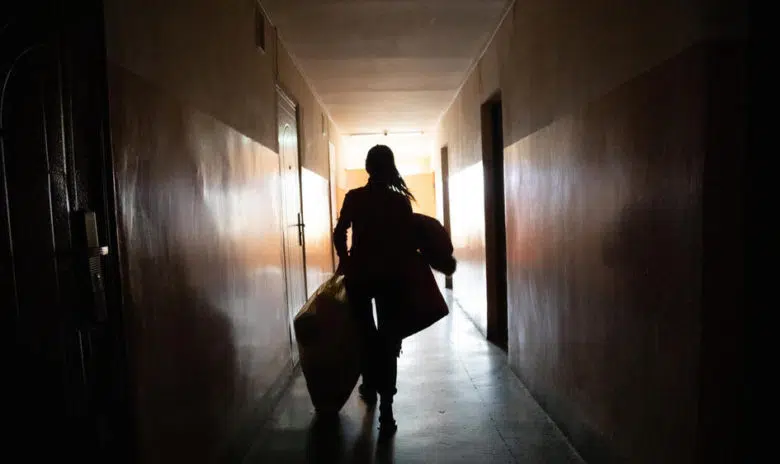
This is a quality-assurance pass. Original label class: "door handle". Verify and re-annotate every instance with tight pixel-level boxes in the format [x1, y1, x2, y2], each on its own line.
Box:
[74, 210, 109, 324]
[292, 212, 305, 246]
[87, 246, 110, 257]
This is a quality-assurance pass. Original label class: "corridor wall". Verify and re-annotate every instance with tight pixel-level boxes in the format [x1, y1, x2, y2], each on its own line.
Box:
[435, 0, 746, 462]
[103, 0, 340, 461]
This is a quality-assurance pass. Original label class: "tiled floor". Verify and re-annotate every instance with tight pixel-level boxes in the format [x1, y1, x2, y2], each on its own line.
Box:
[243, 292, 585, 463]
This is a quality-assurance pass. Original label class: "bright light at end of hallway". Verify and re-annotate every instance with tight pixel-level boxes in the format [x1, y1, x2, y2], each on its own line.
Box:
[344, 132, 434, 176]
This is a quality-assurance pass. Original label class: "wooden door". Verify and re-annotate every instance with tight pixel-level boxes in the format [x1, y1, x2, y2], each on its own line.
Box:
[277, 88, 307, 361]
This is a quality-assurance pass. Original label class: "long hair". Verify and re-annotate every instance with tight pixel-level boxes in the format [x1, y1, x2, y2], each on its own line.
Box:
[365, 144, 416, 203]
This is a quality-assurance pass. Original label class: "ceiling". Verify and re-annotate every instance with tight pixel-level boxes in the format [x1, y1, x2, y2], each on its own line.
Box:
[262, 0, 509, 135]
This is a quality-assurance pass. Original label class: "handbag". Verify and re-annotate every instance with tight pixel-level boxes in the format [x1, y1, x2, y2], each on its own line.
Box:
[395, 253, 450, 339]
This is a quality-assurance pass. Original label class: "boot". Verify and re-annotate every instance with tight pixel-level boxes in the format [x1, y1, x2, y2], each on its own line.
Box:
[378, 396, 397, 436]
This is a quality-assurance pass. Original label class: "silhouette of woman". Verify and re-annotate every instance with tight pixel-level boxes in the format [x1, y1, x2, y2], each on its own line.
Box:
[333, 144, 417, 436]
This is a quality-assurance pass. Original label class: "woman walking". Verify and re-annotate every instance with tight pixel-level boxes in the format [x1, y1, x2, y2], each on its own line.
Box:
[333, 144, 417, 436]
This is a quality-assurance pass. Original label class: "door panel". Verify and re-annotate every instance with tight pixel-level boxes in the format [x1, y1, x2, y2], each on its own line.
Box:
[2, 3, 128, 459]
[1, 25, 81, 455]
[277, 88, 307, 360]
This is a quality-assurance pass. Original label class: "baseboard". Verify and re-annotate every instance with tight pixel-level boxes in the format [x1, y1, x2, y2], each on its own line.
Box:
[508, 365, 626, 464]
[219, 358, 302, 463]
[451, 296, 491, 341]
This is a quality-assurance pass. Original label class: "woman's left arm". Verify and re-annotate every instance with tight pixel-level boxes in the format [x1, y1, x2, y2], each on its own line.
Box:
[333, 192, 354, 271]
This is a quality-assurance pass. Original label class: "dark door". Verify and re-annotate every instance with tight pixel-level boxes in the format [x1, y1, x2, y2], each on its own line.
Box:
[2, 1, 130, 460]
[481, 94, 508, 351]
[440, 145, 453, 289]
[277, 87, 307, 362]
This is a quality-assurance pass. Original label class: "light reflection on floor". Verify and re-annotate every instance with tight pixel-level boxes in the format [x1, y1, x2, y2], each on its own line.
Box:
[242, 291, 584, 463]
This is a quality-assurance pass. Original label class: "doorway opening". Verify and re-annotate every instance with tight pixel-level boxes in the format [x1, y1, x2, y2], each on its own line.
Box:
[440, 145, 453, 290]
[481, 93, 507, 351]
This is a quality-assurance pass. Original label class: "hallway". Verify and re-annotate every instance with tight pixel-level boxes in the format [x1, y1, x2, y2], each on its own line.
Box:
[243, 292, 583, 464]
[4, 0, 747, 461]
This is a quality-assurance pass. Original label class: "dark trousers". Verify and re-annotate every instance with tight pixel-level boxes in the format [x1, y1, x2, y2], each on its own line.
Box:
[345, 274, 403, 400]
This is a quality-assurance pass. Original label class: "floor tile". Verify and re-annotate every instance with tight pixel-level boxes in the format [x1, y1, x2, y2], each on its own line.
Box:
[242, 290, 584, 464]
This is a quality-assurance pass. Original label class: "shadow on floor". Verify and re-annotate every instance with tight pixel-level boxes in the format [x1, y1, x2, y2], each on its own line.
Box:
[306, 413, 345, 463]
[247, 406, 394, 464]
[244, 292, 584, 464]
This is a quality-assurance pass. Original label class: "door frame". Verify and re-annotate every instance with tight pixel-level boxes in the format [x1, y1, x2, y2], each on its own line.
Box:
[440, 145, 453, 289]
[481, 92, 508, 352]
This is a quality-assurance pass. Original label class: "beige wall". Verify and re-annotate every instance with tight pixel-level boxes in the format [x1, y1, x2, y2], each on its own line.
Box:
[405, 173, 437, 218]
[103, 0, 341, 461]
[435, 0, 746, 462]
